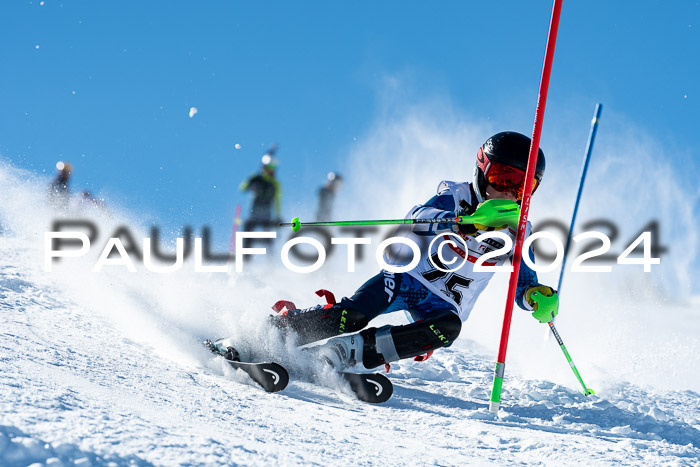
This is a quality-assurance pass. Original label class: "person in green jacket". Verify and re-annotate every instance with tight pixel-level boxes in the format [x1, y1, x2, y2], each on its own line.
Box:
[240, 145, 282, 232]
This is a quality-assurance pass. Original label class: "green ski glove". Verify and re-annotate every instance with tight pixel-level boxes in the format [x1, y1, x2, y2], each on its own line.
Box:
[525, 285, 559, 323]
[459, 199, 520, 230]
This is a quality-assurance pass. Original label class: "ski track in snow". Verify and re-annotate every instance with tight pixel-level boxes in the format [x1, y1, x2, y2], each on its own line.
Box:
[1, 242, 699, 466]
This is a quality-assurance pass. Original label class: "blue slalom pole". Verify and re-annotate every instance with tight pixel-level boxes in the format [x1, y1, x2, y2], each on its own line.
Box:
[556, 103, 603, 295]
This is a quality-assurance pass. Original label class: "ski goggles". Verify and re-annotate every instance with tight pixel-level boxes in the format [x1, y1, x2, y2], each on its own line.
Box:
[486, 162, 539, 200]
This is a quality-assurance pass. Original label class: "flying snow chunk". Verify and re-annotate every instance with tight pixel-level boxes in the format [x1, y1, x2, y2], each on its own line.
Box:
[189, 107, 198, 118]
[235, 144, 241, 149]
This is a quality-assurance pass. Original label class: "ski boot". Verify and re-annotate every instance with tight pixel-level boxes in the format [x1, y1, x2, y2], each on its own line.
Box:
[269, 289, 369, 345]
[314, 333, 365, 371]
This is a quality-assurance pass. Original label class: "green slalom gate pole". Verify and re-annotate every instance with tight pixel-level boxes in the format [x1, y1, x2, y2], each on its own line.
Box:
[489, 0, 564, 414]
[548, 321, 595, 395]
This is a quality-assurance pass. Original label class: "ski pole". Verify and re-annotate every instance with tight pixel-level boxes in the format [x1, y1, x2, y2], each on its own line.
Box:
[281, 216, 461, 232]
[542, 106, 601, 388]
[548, 320, 595, 395]
[281, 200, 519, 232]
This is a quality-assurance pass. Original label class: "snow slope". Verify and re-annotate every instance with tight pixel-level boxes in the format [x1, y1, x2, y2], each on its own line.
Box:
[2, 157, 700, 466]
[2, 244, 699, 466]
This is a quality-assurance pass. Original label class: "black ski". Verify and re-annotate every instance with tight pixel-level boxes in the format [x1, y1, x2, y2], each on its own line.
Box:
[224, 360, 289, 393]
[204, 339, 289, 393]
[340, 372, 393, 404]
[299, 343, 394, 403]
[203, 338, 392, 401]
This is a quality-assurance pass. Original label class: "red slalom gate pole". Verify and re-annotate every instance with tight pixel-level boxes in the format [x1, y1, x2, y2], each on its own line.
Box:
[229, 204, 242, 253]
[489, 0, 564, 414]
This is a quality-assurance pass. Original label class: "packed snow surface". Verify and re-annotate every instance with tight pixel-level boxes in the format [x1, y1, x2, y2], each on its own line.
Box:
[1, 161, 699, 466]
[2, 249, 700, 465]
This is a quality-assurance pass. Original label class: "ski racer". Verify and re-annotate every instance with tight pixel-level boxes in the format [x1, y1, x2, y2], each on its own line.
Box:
[231, 132, 560, 372]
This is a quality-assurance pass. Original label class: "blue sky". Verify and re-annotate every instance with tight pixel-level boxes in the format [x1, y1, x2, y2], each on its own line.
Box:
[1, 1, 698, 247]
